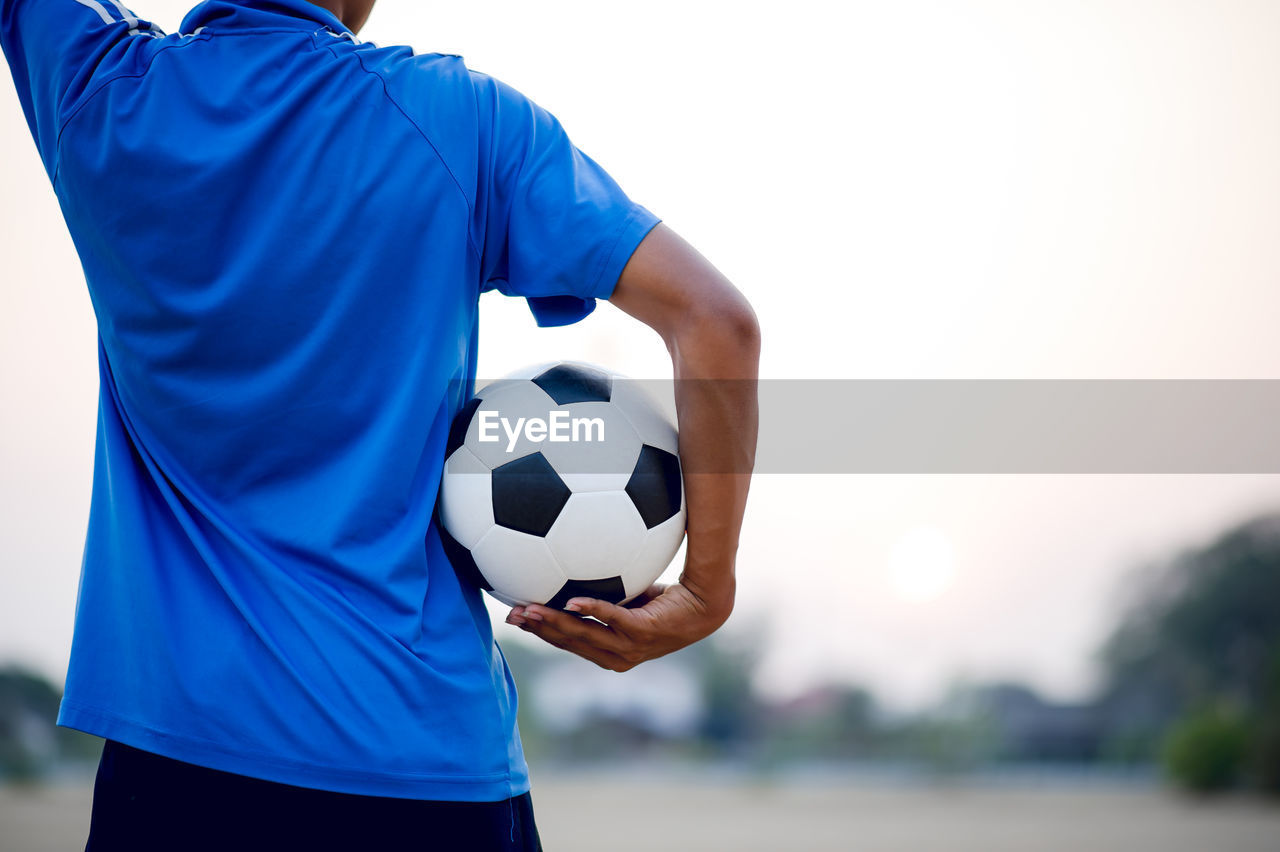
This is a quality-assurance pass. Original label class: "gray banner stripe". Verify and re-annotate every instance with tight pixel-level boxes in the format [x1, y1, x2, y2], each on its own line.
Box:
[749, 380, 1280, 474]
[464, 380, 1280, 474]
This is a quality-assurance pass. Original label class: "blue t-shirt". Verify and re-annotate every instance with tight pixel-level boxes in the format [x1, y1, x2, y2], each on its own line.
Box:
[1, 0, 659, 799]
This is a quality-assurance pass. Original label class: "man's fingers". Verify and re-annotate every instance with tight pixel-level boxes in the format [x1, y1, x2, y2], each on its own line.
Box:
[562, 597, 641, 631]
[523, 604, 630, 647]
[515, 613, 635, 671]
[505, 600, 660, 671]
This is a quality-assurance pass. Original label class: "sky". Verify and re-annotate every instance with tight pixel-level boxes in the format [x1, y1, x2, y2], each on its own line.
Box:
[2, 0, 1278, 711]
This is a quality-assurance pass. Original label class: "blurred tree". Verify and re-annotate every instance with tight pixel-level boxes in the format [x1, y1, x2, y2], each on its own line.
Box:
[0, 665, 101, 781]
[1250, 646, 1280, 793]
[1161, 704, 1250, 792]
[1096, 514, 1280, 792]
[690, 633, 763, 756]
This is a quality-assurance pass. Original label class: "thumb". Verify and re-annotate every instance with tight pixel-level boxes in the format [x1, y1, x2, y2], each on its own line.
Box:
[565, 597, 635, 629]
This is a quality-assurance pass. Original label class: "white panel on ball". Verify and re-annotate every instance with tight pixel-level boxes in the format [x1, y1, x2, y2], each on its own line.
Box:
[486, 588, 525, 609]
[473, 378, 521, 402]
[545, 491, 648, 581]
[474, 362, 559, 399]
[470, 526, 567, 606]
[439, 448, 494, 550]
[609, 380, 679, 456]
[492, 361, 561, 384]
[623, 510, 687, 598]
[539, 401, 642, 493]
[464, 380, 561, 469]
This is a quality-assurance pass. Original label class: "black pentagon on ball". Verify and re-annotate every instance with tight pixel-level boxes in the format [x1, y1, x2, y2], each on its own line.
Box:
[626, 444, 683, 529]
[446, 397, 482, 458]
[438, 521, 492, 591]
[532, 363, 612, 405]
[545, 576, 628, 611]
[491, 452, 572, 537]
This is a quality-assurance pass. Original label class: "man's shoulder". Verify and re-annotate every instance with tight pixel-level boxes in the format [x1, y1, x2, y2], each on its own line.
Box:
[330, 39, 482, 132]
[322, 38, 483, 200]
[325, 39, 531, 130]
[331, 38, 474, 98]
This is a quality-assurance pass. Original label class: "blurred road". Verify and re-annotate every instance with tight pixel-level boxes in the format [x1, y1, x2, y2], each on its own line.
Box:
[2, 775, 1279, 851]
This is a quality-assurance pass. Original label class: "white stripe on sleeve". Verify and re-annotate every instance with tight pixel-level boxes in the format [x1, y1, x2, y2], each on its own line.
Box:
[72, 0, 117, 25]
[101, 0, 139, 28]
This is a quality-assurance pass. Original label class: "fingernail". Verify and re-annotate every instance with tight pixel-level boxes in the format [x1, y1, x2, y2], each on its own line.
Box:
[565, 599, 584, 612]
[506, 614, 526, 626]
[523, 608, 544, 622]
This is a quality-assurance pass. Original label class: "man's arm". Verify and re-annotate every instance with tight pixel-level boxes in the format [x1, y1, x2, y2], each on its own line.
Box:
[1, 0, 152, 178]
[506, 222, 760, 671]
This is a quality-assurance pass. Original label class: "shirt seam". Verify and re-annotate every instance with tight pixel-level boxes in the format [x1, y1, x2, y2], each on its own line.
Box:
[330, 38, 483, 263]
[50, 33, 211, 187]
[60, 698, 515, 784]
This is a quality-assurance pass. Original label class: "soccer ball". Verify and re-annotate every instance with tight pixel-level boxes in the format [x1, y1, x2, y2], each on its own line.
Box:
[437, 361, 686, 609]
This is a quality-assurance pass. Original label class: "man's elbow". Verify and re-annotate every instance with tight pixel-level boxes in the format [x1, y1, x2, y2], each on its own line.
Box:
[673, 292, 761, 378]
[702, 290, 760, 354]
[726, 298, 761, 358]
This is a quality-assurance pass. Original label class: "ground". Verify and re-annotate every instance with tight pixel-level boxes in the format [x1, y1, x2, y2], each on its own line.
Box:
[2, 773, 1279, 851]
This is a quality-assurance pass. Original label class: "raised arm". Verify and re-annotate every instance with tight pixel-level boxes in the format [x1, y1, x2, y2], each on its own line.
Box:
[1, 0, 158, 178]
[507, 222, 760, 670]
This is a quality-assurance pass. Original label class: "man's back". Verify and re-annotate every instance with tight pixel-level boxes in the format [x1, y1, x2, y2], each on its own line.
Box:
[1, 0, 660, 799]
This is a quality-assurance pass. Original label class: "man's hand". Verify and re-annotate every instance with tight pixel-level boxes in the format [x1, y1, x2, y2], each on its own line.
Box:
[505, 579, 733, 671]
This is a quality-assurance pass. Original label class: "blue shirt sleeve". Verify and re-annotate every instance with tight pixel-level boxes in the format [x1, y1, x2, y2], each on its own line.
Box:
[1, 0, 159, 177]
[470, 69, 660, 327]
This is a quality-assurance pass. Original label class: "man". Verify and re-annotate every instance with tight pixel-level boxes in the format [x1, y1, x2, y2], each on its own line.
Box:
[0, 0, 759, 848]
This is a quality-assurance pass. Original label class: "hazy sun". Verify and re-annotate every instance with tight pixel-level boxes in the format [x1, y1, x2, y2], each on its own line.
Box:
[887, 526, 956, 602]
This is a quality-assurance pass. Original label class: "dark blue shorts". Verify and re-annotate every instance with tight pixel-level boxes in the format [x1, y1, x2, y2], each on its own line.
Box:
[85, 740, 543, 851]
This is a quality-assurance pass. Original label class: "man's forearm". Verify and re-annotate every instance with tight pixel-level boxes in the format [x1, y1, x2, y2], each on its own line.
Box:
[667, 310, 760, 620]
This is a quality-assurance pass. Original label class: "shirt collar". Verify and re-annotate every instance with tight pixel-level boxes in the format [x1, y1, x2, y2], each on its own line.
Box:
[180, 0, 353, 37]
